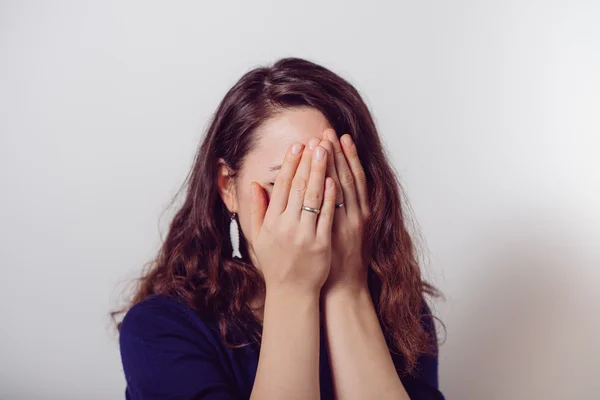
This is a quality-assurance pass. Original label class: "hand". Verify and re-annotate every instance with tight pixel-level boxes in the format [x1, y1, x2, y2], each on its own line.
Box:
[248, 138, 337, 296]
[319, 129, 371, 295]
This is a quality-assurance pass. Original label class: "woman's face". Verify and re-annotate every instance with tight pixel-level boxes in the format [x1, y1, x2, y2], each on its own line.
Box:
[218, 107, 331, 259]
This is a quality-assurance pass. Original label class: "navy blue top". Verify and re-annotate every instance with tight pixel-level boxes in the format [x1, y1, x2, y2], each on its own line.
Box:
[119, 294, 445, 399]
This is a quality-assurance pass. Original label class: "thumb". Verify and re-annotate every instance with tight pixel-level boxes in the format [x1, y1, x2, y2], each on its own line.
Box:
[249, 181, 267, 240]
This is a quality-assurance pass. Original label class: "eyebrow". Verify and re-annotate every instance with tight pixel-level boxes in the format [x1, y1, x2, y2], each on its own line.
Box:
[269, 164, 282, 172]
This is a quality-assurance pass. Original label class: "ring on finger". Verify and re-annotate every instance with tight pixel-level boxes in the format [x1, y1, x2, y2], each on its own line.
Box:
[301, 205, 320, 214]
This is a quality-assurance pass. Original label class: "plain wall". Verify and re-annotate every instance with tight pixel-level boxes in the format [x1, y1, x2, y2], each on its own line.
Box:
[1, 1, 598, 399]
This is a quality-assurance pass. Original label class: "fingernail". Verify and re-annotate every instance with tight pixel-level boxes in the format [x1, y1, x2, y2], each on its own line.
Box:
[308, 138, 319, 150]
[327, 130, 337, 142]
[314, 147, 324, 161]
[342, 135, 353, 146]
[291, 143, 302, 155]
[326, 178, 333, 189]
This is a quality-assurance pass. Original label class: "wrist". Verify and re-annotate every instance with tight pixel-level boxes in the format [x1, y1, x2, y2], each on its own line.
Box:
[266, 283, 321, 304]
[322, 275, 369, 298]
[322, 281, 371, 307]
[322, 283, 378, 332]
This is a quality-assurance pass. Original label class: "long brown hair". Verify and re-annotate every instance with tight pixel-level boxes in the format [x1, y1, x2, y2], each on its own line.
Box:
[113, 57, 441, 373]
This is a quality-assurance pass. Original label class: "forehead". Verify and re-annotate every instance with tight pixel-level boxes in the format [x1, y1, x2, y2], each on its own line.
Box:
[246, 107, 331, 172]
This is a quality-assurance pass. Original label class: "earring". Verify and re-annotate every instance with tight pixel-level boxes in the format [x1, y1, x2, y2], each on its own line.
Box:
[230, 212, 242, 259]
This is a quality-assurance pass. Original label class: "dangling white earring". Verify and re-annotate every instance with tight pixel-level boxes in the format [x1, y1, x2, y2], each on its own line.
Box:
[230, 212, 242, 259]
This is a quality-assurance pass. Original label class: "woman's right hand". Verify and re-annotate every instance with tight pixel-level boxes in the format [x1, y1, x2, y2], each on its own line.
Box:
[248, 137, 336, 296]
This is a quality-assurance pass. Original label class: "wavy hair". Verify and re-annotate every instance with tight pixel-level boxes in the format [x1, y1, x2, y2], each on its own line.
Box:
[113, 57, 441, 373]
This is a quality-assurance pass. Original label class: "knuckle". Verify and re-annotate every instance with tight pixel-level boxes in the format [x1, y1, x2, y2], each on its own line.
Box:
[294, 233, 310, 248]
[314, 238, 329, 252]
[319, 208, 333, 220]
[306, 189, 322, 203]
[355, 170, 367, 185]
[340, 170, 355, 185]
[275, 174, 292, 188]
[274, 222, 292, 238]
[292, 177, 307, 193]
[281, 229, 295, 242]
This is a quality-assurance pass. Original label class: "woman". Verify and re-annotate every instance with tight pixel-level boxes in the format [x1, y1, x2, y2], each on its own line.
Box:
[115, 57, 445, 399]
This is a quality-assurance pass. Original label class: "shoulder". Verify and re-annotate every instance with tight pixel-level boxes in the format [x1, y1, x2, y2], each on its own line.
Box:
[120, 295, 207, 339]
[118, 295, 237, 398]
[120, 294, 203, 332]
[119, 294, 222, 362]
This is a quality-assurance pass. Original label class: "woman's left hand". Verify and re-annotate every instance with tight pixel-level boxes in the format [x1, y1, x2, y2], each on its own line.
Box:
[319, 129, 372, 296]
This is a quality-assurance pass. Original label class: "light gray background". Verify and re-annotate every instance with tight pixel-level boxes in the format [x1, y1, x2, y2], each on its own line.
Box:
[1, 1, 599, 399]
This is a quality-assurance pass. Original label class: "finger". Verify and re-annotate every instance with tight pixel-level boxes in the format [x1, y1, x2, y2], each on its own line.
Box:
[316, 177, 336, 240]
[267, 142, 304, 218]
[300, 145, 328, 233]
[324, 129, 359, 213]
[249, 181, 267, 240]
[286, 137, 320, 220]
[340, 134, 369, 216]
[319, 137, 345, 214]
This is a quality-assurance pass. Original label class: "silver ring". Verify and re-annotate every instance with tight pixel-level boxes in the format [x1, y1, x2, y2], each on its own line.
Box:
[301, 205, 320, 214]
[335, 202, 345, 209]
